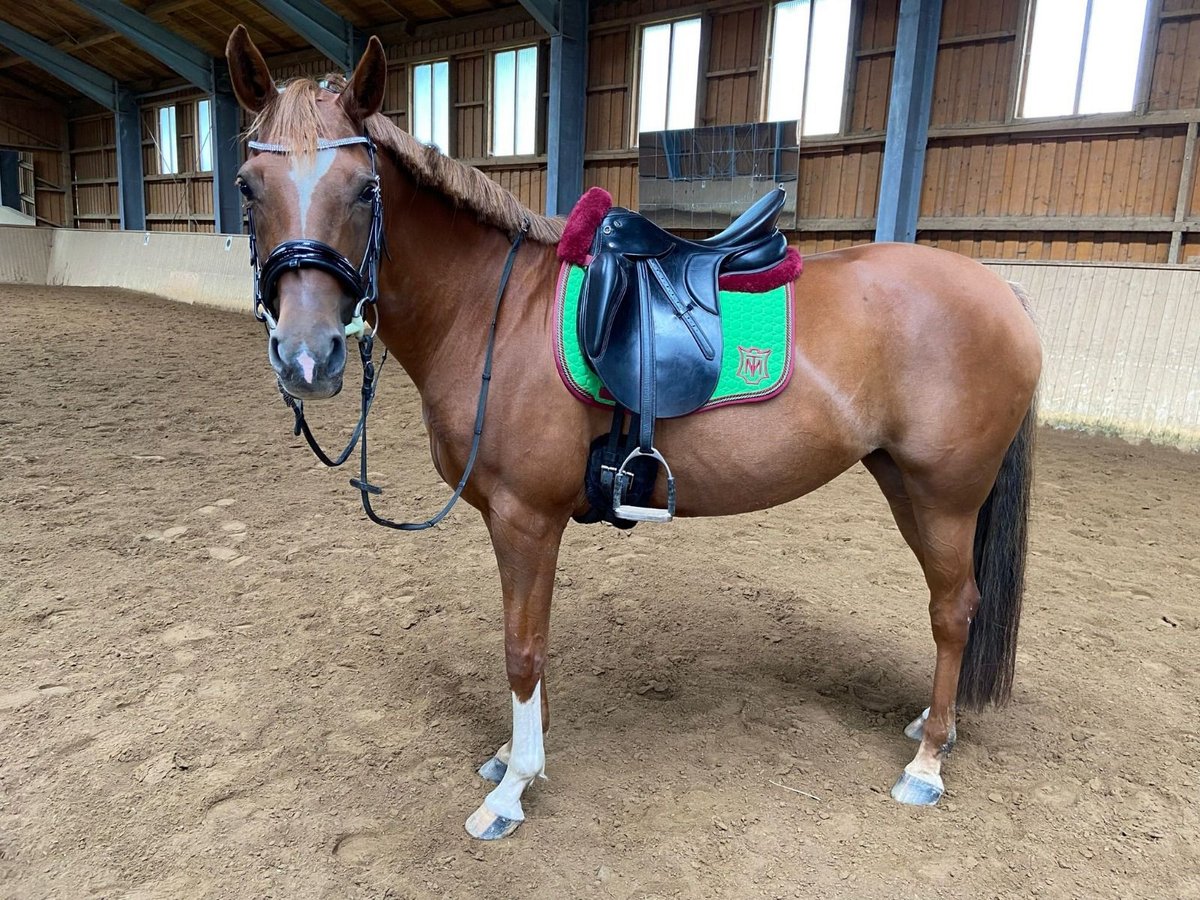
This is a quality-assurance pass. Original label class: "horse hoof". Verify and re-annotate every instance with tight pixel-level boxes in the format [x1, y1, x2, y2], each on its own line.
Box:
[465, 803, 522, 840]
[904, 707, 930, 742]
[890, 770, 944, 806]
[477, 755, 508, 784]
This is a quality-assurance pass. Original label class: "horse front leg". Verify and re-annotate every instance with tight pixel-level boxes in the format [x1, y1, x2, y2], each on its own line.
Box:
[465, 498, 566, 840]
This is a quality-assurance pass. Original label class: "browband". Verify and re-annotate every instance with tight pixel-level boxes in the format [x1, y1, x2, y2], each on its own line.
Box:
[248, 136, 373, 153]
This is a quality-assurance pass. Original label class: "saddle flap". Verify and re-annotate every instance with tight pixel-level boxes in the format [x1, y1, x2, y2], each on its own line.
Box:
[579, 251, 628, 360]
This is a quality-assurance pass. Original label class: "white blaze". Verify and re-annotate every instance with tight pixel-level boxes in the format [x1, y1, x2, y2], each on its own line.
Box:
[289, 148, 337, 236]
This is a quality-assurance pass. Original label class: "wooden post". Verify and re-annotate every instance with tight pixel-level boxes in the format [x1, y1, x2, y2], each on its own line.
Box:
[874, 0, 943, 243]
[1168, 120, 1197, 264]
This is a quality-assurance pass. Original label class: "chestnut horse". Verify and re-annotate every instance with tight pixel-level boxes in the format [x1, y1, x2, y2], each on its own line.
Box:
[226, 27, 1041, 840]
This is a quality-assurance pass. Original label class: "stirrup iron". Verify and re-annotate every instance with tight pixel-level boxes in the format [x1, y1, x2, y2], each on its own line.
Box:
[612, 446, 675, 523]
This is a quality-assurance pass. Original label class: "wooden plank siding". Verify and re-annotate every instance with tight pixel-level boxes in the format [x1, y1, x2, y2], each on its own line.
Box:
[37, 0, 1200, 264]
[0, 98, 71, 227]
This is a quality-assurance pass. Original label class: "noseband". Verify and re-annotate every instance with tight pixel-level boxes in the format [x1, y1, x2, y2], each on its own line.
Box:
[246, 135, 383, 339]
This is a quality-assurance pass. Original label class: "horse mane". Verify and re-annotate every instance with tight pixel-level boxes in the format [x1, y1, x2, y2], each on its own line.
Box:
[246, 74, 564, 246]
[365, 113, 564, 245]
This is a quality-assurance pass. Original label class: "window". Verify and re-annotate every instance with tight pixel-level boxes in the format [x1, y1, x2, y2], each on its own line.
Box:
[637, 18, 702, 134]
[765, 0, 853, 136]
[412, 60, 450, 153]
[197, 99, 213, 172]
[492, 46, 538, 156]
[156, 105, 178, 175]
[1019, 0, 1151, 118]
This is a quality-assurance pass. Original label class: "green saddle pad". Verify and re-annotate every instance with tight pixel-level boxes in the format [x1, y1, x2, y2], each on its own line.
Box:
[553, 262, 794, 411]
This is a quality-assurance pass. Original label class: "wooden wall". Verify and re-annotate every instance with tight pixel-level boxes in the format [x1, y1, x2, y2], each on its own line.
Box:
[0, 97, 71, 227]
[43, 0, 1200, 265]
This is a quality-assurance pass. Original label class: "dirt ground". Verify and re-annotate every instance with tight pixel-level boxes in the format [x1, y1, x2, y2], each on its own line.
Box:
[1, 283, 1197, 900]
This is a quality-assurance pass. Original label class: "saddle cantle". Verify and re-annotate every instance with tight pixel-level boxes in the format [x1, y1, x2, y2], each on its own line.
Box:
[559, 186, 802, 524]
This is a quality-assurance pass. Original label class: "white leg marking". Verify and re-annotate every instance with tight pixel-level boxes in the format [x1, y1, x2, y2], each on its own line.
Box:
[483, 682, 545, 821]
[494, 739, 513, 765]
[289, 148, 337, 237]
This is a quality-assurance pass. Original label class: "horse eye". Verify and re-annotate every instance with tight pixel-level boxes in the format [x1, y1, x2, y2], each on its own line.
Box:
[237, 179, 254, 201]
[358, 183, 377, 204]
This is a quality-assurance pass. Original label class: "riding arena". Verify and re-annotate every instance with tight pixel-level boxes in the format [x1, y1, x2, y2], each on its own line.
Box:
[1, 1, 1197, 897]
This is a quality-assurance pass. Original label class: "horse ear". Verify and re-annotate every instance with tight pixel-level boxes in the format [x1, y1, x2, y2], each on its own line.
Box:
[341, 37, 387, 123]
[225, 25, 275, 114]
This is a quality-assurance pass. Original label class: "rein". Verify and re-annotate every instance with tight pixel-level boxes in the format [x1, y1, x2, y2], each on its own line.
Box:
[246, 134, 528, 530]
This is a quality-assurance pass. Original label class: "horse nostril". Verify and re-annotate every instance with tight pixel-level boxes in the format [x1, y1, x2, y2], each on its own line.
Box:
[328, 334, 346, 372]
[269, 335, 283, 368]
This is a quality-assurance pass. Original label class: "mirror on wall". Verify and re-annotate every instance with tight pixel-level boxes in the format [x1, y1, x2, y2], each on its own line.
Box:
[638, 122, 799, 230]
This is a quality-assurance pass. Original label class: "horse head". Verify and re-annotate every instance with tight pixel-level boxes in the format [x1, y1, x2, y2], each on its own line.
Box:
[225, 25, 387, 399]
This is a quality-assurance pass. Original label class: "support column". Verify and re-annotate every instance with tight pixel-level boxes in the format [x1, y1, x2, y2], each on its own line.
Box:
[545, 0, 588, 216]
[874, 0, 942, 243]
[211, 90, 243, 234]
[0, 150, 19, 211]
[115, 90, 146, 231]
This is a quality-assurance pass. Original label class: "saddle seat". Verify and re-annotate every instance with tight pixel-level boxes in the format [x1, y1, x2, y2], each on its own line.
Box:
[559, 185, 800, 523]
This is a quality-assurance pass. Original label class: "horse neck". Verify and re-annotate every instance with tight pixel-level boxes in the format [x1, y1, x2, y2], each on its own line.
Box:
[372, 161, 558, 400]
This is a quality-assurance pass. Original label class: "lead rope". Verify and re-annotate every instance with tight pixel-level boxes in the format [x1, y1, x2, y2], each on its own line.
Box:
[350, 220, 528, 530]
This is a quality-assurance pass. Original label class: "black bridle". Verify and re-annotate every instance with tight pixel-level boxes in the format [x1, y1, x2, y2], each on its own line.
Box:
[247, 135, 384, 338]
[245, 134, 527, 530]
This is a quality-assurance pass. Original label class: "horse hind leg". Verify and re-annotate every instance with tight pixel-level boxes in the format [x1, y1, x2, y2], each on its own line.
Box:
[891, 504, 980, 806]
[863, 450, 923, 567]
[863, 451, 940, 745]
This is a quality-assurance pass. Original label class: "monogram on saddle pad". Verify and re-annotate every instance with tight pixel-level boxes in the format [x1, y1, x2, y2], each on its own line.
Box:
[558, 186, 803, 524]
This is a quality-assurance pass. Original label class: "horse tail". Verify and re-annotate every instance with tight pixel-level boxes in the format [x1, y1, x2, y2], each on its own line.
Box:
[957, 284, 1038, 710]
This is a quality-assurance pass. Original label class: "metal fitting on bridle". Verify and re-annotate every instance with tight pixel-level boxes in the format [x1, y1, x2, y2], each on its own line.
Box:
[245, 135, 384, 340]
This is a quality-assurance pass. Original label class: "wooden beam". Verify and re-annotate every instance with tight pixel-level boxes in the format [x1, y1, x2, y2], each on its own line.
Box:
[70, 0, 215, 91]
[517, 0, 558, 34]
[798, 215, 1200, 234]
[1168, 121, 1198, 263]
[254, 0, 364, 70]
[1133, 0, 1163, 116]
[0, 0, 204, 71]
[855, 28, 1016, 59]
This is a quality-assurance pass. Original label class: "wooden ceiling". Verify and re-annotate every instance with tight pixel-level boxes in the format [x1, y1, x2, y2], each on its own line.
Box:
[0, 0, 520, 104]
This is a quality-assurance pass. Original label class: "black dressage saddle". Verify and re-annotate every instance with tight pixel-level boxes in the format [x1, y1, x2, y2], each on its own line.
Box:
[578, 186, 790, 523]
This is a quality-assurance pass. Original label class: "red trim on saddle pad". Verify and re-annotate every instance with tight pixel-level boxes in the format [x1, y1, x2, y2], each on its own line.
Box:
[557, 187, 803, 293]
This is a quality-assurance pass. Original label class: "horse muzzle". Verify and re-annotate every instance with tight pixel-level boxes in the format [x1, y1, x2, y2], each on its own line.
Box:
[269, 330, 347, 398]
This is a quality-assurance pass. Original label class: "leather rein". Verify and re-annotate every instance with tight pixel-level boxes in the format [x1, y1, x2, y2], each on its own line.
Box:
[245, 134, 528, 530]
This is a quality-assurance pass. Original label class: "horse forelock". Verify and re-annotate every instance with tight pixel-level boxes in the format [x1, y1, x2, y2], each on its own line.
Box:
[245, 74, 563, 245]
[246, 75, 351, 161]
